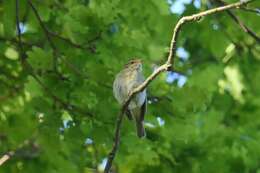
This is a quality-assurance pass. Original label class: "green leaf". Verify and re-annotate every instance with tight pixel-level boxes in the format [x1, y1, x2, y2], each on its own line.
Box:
[27, 47, 53, 70]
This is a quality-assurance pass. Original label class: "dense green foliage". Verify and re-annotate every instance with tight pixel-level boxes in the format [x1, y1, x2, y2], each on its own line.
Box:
[1, 0, 260, 172]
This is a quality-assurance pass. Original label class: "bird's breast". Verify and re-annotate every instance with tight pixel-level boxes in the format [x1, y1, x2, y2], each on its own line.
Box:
[113, 69, 146, 108]
[128, 90, 146, 109]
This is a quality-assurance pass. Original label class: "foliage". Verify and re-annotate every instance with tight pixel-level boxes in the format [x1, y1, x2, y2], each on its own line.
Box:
[0, 0, 260, 172]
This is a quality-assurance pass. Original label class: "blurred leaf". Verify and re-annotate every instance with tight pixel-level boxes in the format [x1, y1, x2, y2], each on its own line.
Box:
[27, 47, 53, 70]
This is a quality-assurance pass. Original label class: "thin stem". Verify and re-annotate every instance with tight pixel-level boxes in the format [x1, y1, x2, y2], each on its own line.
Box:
[166, 0, 252, 67]
[214, 0, 260, 42]
[27, 0, 58, 70]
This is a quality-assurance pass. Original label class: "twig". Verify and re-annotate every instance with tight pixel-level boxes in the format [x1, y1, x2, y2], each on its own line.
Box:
[28, 0, 99, 53]
[14, 1, 107, 115]
[240, 6, 260, 14]
[15, 0, 22, 48]
[59, 56, 111, 89]
[0, 36, 38, 47]
[28, 69, 94, 117]
[27, 0, 55, 49]
[48, 31, 99, 53]
[15, 1, 93, 118]
[15, 0, 26, 63]
[27, 0, 58, 70]
[0, 151, 15, 166]
[166, 0, 253, 67]
[104, 0, 254, 172]
[214, 0, 260, 42]
[0, 137, 40, 166]
[0, 138, 34, 166]
[27, 0, 100, 77]
[0, 83, 22, 103]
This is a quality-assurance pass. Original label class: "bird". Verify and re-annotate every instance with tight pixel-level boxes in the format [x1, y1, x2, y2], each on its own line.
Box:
[113, 59, 147, 138]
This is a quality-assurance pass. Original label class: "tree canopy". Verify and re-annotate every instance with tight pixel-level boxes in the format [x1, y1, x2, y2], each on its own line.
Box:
[0, 0, 260, 173]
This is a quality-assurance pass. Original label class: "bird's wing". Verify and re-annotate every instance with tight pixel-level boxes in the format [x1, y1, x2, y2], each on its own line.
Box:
[140, 97, 147, 121]
[125, 109, 133, 120]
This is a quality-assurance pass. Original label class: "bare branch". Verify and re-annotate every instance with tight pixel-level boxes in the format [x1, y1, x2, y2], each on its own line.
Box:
[166, 0, 253, 67]
[0, 151, 14, 166]
[0, 138, 39, 166]
[104, 0, 254, 172]
[240, 6, 260, 14]
[214, 0, 260, 42]
[104, 64, 170, 173]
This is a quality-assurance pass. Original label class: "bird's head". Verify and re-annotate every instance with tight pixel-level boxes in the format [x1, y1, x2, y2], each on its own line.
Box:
[124, 59, 142, 72]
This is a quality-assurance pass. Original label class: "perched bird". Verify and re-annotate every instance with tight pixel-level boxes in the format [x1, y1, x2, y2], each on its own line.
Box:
[113, 59, 147, 138]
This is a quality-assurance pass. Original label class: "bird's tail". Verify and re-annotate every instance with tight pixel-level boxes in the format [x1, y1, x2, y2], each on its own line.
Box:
[135, 118, 145, 138]
[132, 108, 146, 138]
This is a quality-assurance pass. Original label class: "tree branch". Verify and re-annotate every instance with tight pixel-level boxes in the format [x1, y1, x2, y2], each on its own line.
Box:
[47, 31, 100, 53]
[0, 151, 14, 166]
[166, 0, 253, 67]
[27, 0, 99, 53]
[27, 0, 59, 70]
[0, 36, 38, 47]
[104, 0, 254, 172]
[214, 0, 260, 42]
[14, 1, 94, 118]
[13, 1, 107, 117]
[27, 0, 56, 50]
[0, 138, 39, 166]
[15, 0, 26, 64]
[29, 70, 94, 117]
[27, 0, 101, 80]
[240, 6, 260, 14]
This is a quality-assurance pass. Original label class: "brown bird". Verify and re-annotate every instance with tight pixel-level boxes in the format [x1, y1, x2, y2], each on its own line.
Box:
[113, 59, 147, 138]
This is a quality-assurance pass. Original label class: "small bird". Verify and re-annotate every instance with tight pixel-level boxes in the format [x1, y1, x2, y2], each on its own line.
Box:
[113, 59, 147, 138]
